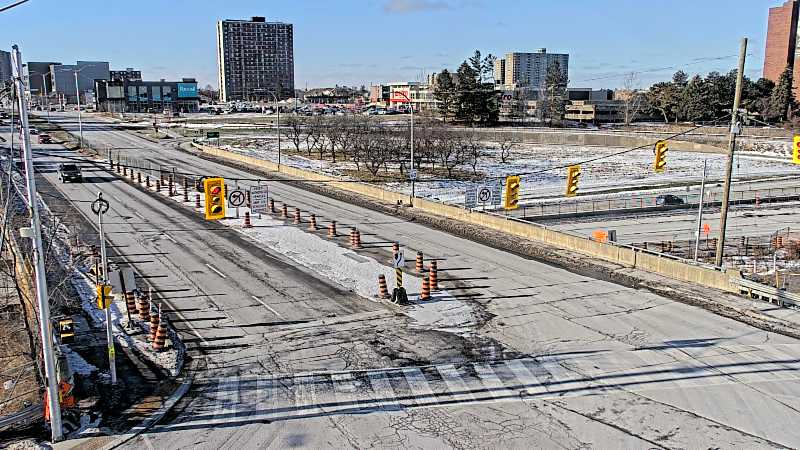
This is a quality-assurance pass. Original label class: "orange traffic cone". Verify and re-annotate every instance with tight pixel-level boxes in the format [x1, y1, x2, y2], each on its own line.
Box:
[378, 275, 390, 298]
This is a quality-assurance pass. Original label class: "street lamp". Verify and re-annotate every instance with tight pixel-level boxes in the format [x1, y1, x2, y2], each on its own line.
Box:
[263, 91, 281, 170]
[55, 64, 100, 149]
[392, 90, 415, 205]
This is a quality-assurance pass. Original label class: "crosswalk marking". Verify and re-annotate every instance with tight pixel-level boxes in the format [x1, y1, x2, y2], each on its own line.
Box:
[188, 347, 800, 426]
[402, 367, 437, 406]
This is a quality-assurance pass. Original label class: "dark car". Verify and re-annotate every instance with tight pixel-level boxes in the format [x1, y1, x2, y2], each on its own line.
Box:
[57, 163, 82, 183]
[656, 194, 685, 206]
[38, 134, 52, 144]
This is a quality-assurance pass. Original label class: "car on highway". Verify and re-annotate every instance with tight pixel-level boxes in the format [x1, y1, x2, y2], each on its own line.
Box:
[38, 134, 52, 144]
[57, 163, 82, 183]
[656, 194, 685, 206]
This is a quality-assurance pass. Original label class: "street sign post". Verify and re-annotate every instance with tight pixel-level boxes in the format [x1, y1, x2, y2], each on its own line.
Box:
[250, 185, 269, 215]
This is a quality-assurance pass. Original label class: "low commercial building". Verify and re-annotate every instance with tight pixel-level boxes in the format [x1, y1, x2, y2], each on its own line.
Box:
[94, 78, 199, 113]
[564, 100, 625, 123]
[304, 86, 364, 104]
[370, 78, 438, 110]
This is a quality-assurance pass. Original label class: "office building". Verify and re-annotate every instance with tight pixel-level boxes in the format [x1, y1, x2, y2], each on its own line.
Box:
[216, 16, 294, 102]
[94, 77, 199, 113]
[0, 50, 11, 83]
[494, 49, 569, 88]
[763, 0, 800, 98]
[51, 61, 110, 103]
[26, 61, 60, 94]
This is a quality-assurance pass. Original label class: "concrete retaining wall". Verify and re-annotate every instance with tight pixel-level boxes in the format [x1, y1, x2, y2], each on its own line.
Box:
[470, 129, 726, 152]
[191, 142, 742, 292]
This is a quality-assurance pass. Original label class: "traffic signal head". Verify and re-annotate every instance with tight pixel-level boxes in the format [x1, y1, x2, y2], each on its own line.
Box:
[566, 165, 581, 197]
[204, 177, 226, 220]
[504, 175, 521, 210]
[654, 140, 668, 173]
[793, 136, 800, 165]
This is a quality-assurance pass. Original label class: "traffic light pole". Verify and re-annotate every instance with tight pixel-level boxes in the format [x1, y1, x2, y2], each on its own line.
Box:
[11, 44, 63, 443]
[95, 192, 117, 384]
[715, 38, 747, 267]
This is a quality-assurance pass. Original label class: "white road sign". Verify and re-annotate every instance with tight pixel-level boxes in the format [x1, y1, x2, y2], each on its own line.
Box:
[250, 185, 269, 214]
[393, 251, 405, 268]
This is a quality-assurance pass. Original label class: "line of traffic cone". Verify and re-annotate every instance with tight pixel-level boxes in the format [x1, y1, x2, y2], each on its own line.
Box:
[350, 228, 362, 249]
[137, 293, 150, 321]
[378, 274, 390, 299]
[328, 221, 336, 238]
[293, 207, 301, 224]
[125, 291, 137, 319]
[308, 214, 317, 230]
[281, 204, 288, 218]
[416, 251, 424, 272]
[244, 211, 253, 228]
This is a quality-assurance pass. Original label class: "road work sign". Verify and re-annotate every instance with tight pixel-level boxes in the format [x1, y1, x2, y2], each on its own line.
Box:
[250, 185, 269, 214]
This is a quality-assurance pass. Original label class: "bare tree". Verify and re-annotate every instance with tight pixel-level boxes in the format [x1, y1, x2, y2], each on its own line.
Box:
[619, 72, 644, 126]
[281, 115, 308, 152]
[438, 131, 467, 178]
[495, 132, 519, 164]
[465, 132, 484, 176]
[305, 115, 323, 158]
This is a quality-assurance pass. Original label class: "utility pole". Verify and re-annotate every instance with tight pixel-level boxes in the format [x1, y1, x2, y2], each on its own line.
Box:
[11, 44, 63, 443]
[74, 71, 83, 148]
[715, 38, 747, 267]
[694, 159, 707, 262]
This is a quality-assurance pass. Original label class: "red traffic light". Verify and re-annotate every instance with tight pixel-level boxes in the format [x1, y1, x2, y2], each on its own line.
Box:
[210, 186, 222, 195]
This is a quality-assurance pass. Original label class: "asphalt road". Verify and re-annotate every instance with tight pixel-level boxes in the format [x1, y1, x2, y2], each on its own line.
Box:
[24, 112, 800, 448]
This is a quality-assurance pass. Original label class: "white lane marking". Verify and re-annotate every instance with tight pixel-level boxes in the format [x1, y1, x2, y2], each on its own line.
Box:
[162, 232, 177, 243]
[437, 364, 475, 401]
[402, 367, 437, 406]
[148, 286, 208, 344]
[133, 211, 146, 221]
[251, 295, 284, 319]
[473, 362, 514, 398]
[111, 194, 122, 203]
[205, 263, 227, 279]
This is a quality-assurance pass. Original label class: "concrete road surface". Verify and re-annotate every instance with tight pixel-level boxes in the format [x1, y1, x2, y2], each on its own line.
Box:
[18, 112, 800, 449]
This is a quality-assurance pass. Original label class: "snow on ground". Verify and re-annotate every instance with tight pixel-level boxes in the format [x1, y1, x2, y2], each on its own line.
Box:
[215, 136, 799, 207]
[62, 346, 98, 376]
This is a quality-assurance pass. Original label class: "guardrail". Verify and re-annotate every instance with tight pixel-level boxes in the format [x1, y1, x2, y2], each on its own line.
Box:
[736, 278, 800, 308]
[0, 405, 43, 431]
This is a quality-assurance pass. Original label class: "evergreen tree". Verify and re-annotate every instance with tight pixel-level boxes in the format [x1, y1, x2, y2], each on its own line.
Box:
[544, 60, 568, 124]
[680, 75, 707, 122]
[455, 61, 479, 122]
[433, 69, 456, 123]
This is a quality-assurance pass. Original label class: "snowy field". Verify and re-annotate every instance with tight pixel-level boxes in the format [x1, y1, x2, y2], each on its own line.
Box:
[218, 136, 799, 206]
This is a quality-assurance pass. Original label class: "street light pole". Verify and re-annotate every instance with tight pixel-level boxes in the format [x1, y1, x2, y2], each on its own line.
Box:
[267, 91, 281, 170]
[41, 74, 50, 123]
[95, 192, 116, 384]
[11, 44, 63, 443]
[74, 71, 83, 148]
[715, 38, 748, 267]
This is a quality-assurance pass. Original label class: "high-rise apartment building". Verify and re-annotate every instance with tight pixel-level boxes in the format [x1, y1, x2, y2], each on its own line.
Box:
[494, 49, 569, 88]
[763, 0, 800, 98]
[216, 16, 294, 102]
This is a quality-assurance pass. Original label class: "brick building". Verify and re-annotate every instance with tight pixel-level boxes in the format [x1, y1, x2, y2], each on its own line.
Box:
[763, 0, 800, 98]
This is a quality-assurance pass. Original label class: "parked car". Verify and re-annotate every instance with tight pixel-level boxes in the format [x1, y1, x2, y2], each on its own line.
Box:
[57, 163, 82, 183]
[656, 194, 685, 206]
[29, 128, 39, 135]
[38, 134, 52, 144]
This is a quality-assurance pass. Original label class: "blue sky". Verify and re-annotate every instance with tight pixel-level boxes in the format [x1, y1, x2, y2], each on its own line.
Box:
[1, 0, 773, 90]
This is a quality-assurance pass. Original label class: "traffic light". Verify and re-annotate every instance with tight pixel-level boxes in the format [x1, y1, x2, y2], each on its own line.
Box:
[566, 165, 581, 197]
[204, 177, 226, 220]
[96, 284, 112, 309]
[793, 135, 800, 164]
[654, 140, 668, 173]
[504, 175, 521, 210]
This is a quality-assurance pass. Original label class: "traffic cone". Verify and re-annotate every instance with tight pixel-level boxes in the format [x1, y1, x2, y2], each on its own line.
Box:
[183, 178, 189, 202]
[281, 204, 288, 218]
[123, 166, 128, 177]
[392, 242, 400, 261]
[168, 176, 175, 196]
[156, 179, 162, 193]
[269, 198, 275, 213]
[350, 227, 356, 246]
[309, 214, 317, 230]
[137, 293, 150, 322]
[244, 211, 253, 228]
[420, 278, 431, 300]
[153, 310, 168, 352]
[137, 172, 142, 183]
[429, 260, 438, 291]
[195, 193, 201, 208]
[378, 275, 390, 299]
[108, 159, 114, 170]
[415, 251, 424, 272]
[146, 175, 151, 188]
[125, 291, 137, 319]
[294, 207, 301, 224]
[246, 190, 251, 208]
[328, 221, 337, 238]
[149, 305, 160, 342]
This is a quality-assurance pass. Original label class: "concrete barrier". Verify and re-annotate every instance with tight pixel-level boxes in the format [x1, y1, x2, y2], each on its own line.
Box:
[191, 141, 742, 292]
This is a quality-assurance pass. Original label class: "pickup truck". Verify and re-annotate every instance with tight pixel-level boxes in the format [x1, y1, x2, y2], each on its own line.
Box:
[57, 163, 82, 183]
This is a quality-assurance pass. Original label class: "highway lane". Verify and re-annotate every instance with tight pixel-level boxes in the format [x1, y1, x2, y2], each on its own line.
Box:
[31, 112, 800, 448]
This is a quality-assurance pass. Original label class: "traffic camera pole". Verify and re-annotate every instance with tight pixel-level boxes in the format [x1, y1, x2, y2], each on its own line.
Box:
[96, 192, 117, 384]
[715, 38, 748, 267]
[11, 44, 63, 442]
